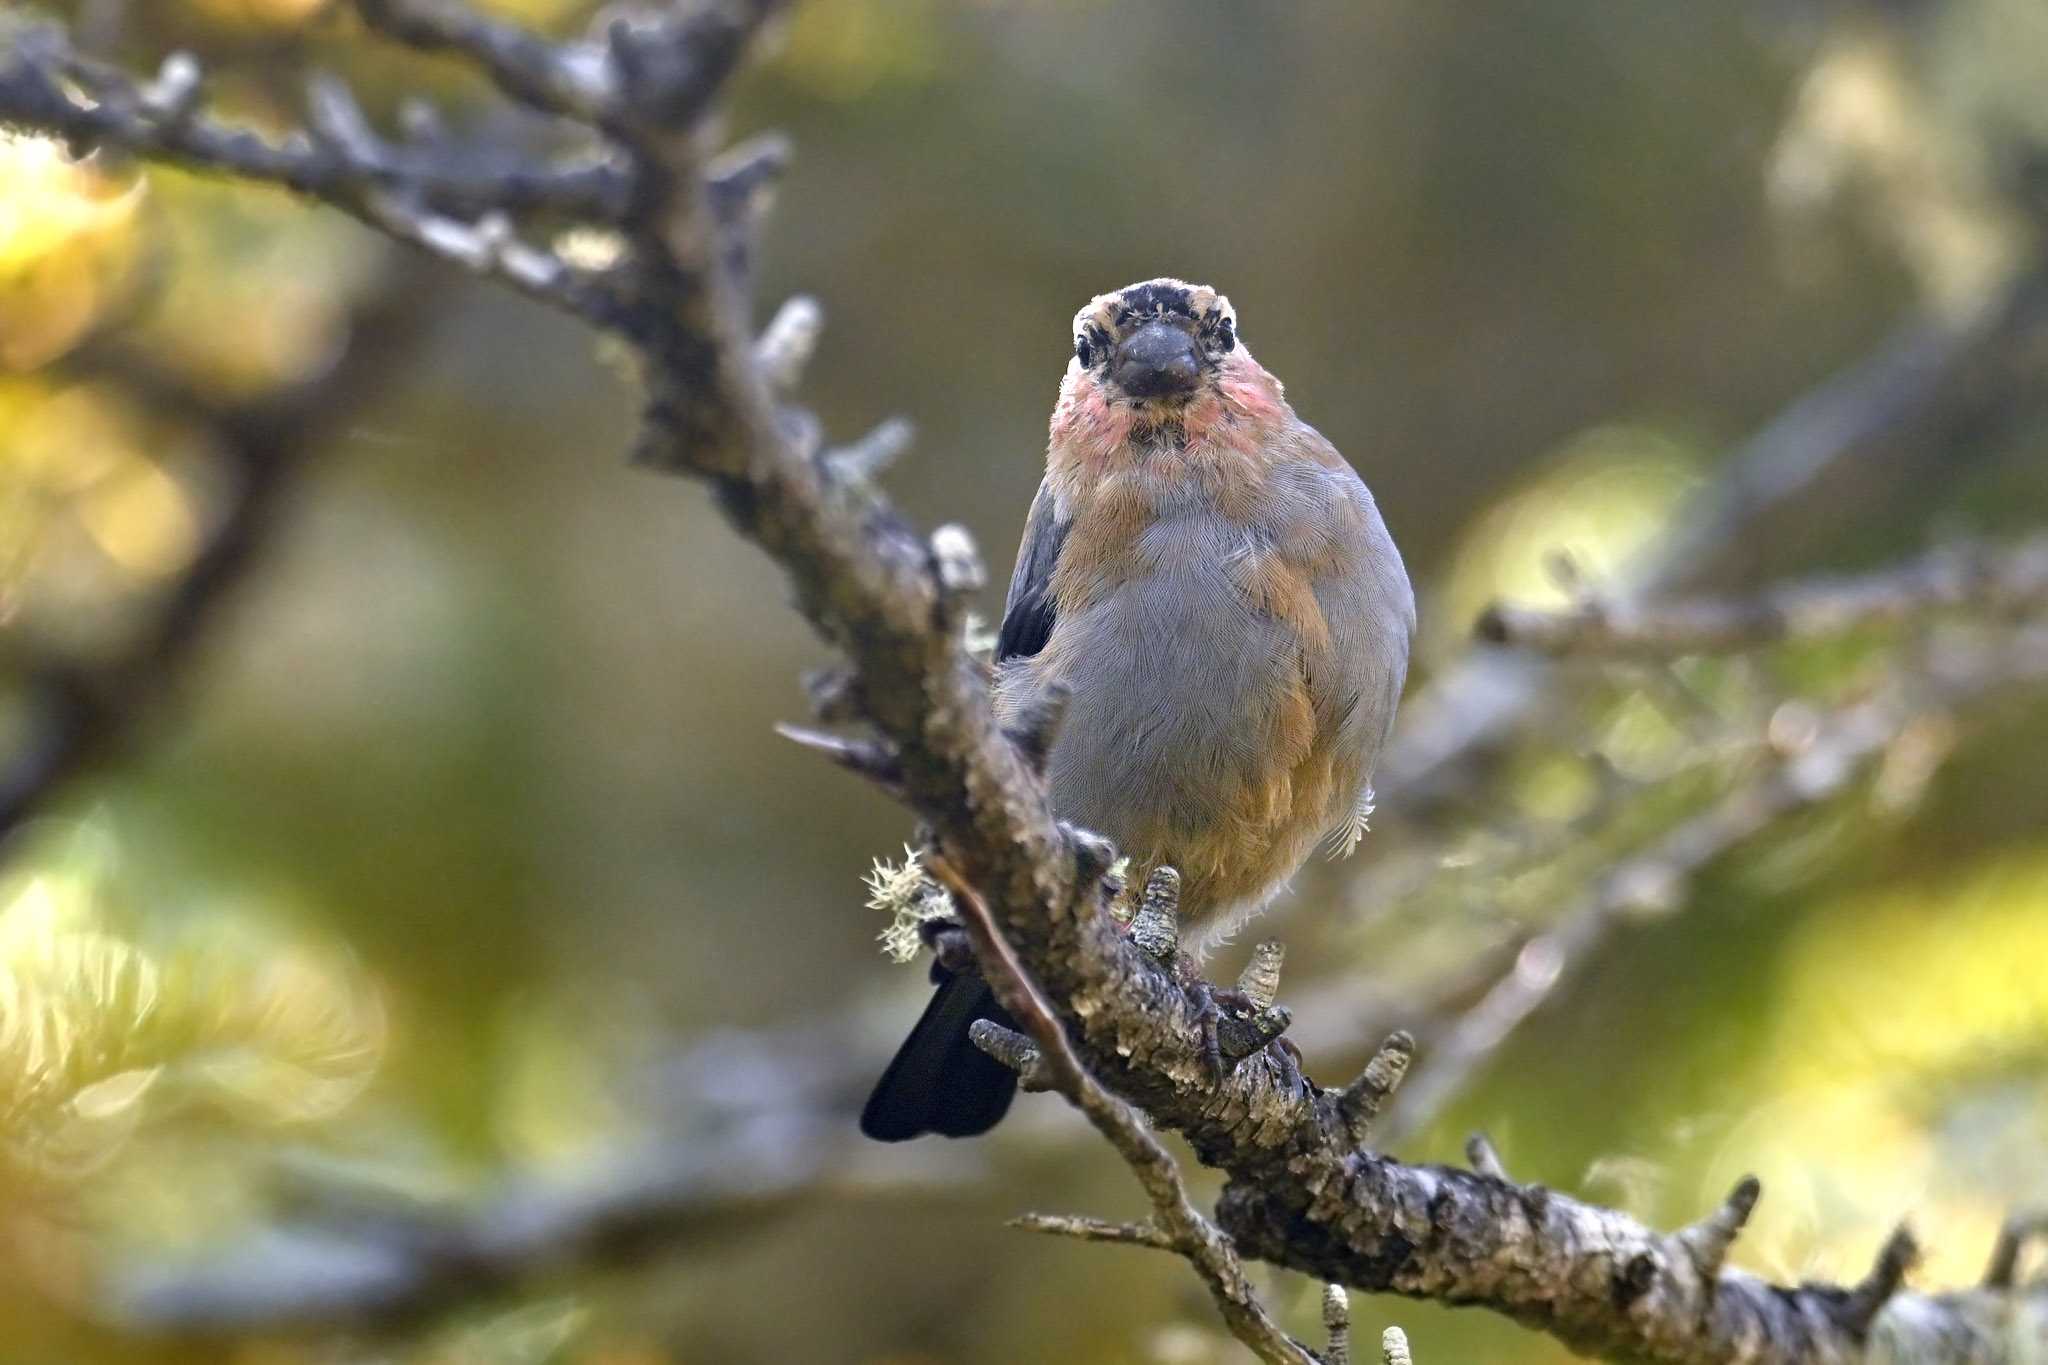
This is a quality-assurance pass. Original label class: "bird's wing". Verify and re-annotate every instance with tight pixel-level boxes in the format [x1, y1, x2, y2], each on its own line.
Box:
[1314, 453, 1416, 860]
[994, 476, 1068, 663]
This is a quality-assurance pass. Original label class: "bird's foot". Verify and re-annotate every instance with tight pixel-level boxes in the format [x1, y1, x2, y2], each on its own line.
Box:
[1183, 977, 1261, 1082]
[917, 916, 978, 977]
[1175, 955, 1301, 1084]
[1266, 1034, 1307, 1093]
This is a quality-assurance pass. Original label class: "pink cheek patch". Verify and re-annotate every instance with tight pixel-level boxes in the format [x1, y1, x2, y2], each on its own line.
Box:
[1220, 378, 1285, 424]
[1054, 383, 1134, 458]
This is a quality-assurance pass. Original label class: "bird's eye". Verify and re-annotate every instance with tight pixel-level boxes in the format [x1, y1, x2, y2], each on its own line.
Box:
[1214, 317, 1236, 353]
[1075, 334, 1095, 367]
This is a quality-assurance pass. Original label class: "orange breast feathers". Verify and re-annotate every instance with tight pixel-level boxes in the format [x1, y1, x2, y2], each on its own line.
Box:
[1033, 346, 1367, 919]
[1042, 344, 1353, 625]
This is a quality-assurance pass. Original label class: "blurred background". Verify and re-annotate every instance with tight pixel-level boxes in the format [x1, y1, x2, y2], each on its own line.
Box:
[4, 1, 2048, 1360]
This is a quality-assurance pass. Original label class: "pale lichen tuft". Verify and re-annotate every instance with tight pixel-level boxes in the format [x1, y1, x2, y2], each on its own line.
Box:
[866, 845, 952, 963]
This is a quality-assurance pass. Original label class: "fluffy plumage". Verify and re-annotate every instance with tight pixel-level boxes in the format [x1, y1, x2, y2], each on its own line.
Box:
[861, 279, 1414, 1142]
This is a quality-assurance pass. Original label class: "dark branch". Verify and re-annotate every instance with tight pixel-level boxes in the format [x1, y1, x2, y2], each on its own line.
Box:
[0, 28, 629, 221]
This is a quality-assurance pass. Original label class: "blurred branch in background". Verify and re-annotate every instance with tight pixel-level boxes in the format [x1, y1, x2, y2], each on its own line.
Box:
[1380, 617, 2048, 1145]
[2, 2, 2048, 1364]
[0, 258, 446, 839]
[1478, 533, 2048, 658]
[111, 1008, 965, 1335]
[1383, 267, 2048, 810]
[120, 1123, 877, 1334]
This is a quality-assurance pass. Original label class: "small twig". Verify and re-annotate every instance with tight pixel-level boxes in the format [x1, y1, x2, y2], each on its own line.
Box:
[359, 195, 607, 320]
[1840, 1225, 1919, 1333]
[929, 524, 987, 598]
[1009, 1213, 1175, 1251]
[1336, 1032, 1414, 1150]
[1983, 1211, 2048, 1289]
[754, 295, 824, 393]
[1322, 1284, 1352, 1365]
[967, 1018, 1052, 1092]
[1464, 1133, 1510, 1181]
[1127, 866, 1183, 965]
[1677, 1176, 1761, 1285]
[772, 723, 904, 792]
[925, 856, 1313, 1365]
[819, 417, 916, 485]
[1236, 942, 1286, 1011]
[349, 0, 615, 120]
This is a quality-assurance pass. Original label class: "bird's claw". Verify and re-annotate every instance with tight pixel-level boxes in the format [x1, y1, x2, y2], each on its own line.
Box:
[1185, 981, 1261, 1081]
[1265, 1035, 1307, 1093]
[918, 917, 978, 976]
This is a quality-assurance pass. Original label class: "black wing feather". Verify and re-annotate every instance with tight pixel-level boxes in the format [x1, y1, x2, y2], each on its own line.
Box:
[994, 479, 1067, 663]
[859, 967, 1018, 1141]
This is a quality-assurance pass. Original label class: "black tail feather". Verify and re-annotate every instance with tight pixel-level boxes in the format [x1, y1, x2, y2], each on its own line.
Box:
[861, 969, 1019, 1141]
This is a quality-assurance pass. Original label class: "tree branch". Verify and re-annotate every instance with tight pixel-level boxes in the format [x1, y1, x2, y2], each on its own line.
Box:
[1378, 621, 2042, 1143]
[930, 856, 1315, 1365]
[1383, 271, 2048, 805]
[1478, 534, 2048, 658]
[117, 1130, 849, 1333]
[0, 27, 630, 222]
[351, 0, 616, 122]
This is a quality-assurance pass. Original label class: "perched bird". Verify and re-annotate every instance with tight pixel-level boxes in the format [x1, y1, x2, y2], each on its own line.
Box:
[861, 279, 1414, 1142]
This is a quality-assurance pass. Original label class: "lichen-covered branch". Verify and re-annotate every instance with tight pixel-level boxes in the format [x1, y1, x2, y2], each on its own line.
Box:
[5, 5, 2046, 1362]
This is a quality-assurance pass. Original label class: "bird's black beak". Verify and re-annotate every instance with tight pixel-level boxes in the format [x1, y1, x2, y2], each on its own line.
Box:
[1112, 320, 1202, 399]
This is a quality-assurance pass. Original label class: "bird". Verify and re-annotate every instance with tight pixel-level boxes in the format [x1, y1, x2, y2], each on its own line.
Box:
[860, 278, 1414, 1142]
